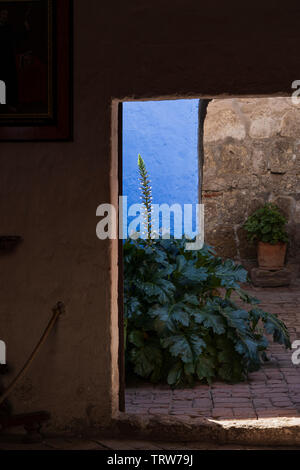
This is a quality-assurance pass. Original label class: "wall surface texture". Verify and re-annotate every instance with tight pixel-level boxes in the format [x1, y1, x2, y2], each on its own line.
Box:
[203, 98, 300, 271]
[0, 1, 300, 432]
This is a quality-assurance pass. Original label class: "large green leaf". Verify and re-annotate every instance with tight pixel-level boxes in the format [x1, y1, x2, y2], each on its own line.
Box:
[171, 305, 190, 327]
[192, 307, 226, 335]
[183, 293, 200, 306]
[235, 337, 260, 363]
[196, 356, 216, 382]
[221, 308, 250, 333]
[215, 260, 248, 288]
[128, 330, 145, 348]
[157, 278, 176, 296]
[136, 280, 171, 303]
[180, 262, 208, 283]
[126, 297, 142, 318]
[176, 255, 186, 273]
[167, 361, 183, 385]
[148, 305, 169, 322]
[130, 344, 162, 379]
[250, 308, 291, 348]
[189, 334, 206, 357]
[235, 289, 261, 305]
[161, 335, 193, 363]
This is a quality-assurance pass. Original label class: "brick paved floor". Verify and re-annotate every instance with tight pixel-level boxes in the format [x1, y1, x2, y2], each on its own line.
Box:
[126, 281, 300, 420]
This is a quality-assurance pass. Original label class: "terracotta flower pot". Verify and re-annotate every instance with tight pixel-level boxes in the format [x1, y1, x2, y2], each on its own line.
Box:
[257, 241, 287, 270]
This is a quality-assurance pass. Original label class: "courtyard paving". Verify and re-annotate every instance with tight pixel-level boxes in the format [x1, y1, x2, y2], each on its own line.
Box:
[126, 281, 300, 421]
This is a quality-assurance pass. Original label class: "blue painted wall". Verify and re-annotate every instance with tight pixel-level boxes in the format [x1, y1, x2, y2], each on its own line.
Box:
[123, 99, 199, 237]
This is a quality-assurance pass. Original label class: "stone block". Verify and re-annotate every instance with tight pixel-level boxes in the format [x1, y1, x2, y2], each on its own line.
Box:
[268, 140, 294, 174]
[247, 197, 267, 217]
[249, 116, 281, 139]
[250, 267, 292, 287]
[273, 196, 296, 220]
[206, 225, 237, 259]
[252, 147, 268, 173]
[281, 110, 300, 137]
[219, 143, 249, 174]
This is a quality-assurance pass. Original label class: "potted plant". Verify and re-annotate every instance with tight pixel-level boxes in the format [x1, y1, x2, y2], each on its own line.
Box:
[243, 203, 289, 270]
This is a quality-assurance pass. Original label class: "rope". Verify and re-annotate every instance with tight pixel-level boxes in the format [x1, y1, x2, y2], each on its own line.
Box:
[0, 302, 65, 406]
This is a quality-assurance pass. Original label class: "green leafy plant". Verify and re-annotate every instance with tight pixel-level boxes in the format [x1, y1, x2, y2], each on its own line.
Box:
[124, 162, 290, 386]
[243, 203, 289, 245]
[124, 237, 291, 386]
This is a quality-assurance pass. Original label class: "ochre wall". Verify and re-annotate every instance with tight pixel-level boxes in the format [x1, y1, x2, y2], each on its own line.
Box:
[203, 98, 300, 272]
[1, 1, 300, 432]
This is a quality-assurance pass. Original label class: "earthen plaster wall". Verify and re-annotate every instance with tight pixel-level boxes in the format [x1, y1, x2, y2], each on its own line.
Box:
[1, 1, 300, 432]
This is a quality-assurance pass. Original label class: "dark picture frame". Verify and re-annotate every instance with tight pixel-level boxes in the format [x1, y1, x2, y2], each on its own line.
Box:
[0, 0, 72, 141]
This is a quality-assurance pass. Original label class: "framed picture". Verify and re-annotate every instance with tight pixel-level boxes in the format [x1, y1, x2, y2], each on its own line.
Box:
[0, 0, 72, 141]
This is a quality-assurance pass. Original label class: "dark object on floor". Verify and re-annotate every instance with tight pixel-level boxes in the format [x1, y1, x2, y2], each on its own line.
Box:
[0, 366, 50, 443]
[251, 267, 292, 287]
[0, 302, 64, 443]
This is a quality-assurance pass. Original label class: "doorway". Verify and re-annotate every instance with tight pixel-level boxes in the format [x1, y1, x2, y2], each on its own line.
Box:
[118, 97, 300, 421]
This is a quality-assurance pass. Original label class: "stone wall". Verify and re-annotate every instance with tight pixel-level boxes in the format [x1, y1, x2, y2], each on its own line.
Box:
[203, 98, 300, 270]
